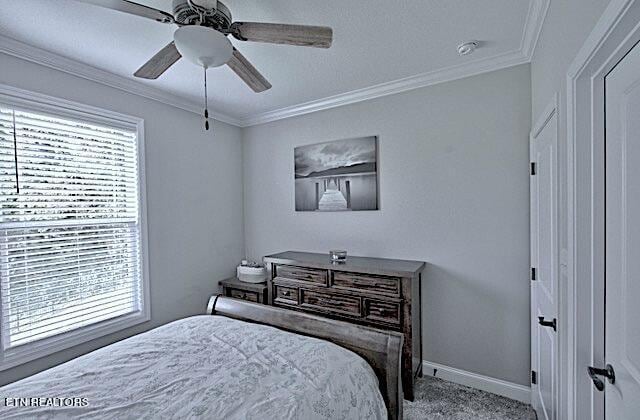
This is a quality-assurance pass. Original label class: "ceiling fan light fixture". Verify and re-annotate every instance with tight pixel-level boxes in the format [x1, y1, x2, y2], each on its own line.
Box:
[173, 25, 232, 68]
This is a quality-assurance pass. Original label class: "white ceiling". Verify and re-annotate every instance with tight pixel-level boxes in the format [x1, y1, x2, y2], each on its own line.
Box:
[0, 0, 546, 126]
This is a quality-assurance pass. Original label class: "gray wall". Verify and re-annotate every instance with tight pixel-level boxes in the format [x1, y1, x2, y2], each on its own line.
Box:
[242, 64, 532, 386]
[0, 53, 245, 386]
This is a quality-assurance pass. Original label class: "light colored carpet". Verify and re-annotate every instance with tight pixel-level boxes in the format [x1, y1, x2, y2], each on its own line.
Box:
[405, 376, 536, 420]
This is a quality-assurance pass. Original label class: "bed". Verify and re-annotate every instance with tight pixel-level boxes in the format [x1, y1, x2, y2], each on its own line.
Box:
[0, 296, 403, 419]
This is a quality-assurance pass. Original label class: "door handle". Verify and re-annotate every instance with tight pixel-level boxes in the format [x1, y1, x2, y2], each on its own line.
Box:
[538, 316, 557, 331]
[587, 364, 615, 391]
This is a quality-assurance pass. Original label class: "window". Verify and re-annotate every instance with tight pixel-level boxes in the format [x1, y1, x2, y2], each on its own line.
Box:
[0, 87, 148, 370]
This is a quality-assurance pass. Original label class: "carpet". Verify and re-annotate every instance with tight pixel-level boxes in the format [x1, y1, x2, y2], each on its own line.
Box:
[404, 376, 537, 419]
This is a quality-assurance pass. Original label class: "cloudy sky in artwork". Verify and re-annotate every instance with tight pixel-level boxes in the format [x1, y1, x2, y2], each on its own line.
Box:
[294, 136, 377, 177]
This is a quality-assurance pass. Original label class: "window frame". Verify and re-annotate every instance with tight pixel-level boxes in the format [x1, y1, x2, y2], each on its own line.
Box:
[0, 84, 150, 371]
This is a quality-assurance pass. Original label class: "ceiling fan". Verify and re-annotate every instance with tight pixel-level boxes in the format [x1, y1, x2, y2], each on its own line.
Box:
[78, 0, 333, 93]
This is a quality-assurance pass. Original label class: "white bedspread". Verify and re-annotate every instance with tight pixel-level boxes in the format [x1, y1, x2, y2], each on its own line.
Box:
[0, 315, 386, 419]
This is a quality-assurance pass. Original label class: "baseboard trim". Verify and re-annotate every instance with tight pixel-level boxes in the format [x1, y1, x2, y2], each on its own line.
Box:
[422, 360, 531, 404]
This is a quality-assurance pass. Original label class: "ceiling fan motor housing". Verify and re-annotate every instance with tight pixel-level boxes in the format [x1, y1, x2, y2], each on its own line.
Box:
[172, 0, 232, 32]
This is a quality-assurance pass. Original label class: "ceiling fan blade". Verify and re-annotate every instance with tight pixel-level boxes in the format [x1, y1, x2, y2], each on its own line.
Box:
[75, 0, 174, 23]
[134, 42, 181, 79]
[227, 48, 272, 93]
[230, 22, 332, 48]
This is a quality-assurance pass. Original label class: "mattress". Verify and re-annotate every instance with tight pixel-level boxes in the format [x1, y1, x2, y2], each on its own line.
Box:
[0, 315, 386, 419]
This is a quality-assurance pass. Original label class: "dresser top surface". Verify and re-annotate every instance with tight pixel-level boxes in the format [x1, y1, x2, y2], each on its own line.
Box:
[263, 251, 425, 277]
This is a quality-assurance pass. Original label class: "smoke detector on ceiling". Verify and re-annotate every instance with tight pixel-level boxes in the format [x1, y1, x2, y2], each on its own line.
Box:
[457, 41, 479, 56]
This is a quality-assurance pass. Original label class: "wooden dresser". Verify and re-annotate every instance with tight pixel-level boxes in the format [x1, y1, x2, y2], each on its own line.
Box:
[263, 251, 425, 401]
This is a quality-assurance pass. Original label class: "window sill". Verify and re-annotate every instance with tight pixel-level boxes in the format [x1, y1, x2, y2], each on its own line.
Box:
[0, 309, 150, 372]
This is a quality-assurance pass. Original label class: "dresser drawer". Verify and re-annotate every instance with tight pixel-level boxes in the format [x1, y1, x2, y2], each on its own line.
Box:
[229, 288, 259, 303]
[274, 285, 298, 305]
[275, 265, 328, 286]
[331, 271, 400, 297]
[364, 299, 401, 326]
[301, 289, 361, 317]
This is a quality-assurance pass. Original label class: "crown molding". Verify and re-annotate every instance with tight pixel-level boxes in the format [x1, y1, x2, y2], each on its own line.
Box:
[0, 0, 549, 128]
[238, 49, 529, 126]
[238, 0, 549, 127]
[521, 0, 551, 59]
[0, 35, 243, 127]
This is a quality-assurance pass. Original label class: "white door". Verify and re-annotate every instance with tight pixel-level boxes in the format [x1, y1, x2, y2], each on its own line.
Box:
[603, 40, 640, 419]
[530, 99, 559, 420]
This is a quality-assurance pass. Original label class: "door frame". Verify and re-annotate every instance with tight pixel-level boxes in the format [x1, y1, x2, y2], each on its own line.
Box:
[530, 93, 560, 419]
[566, 0, 640, 419]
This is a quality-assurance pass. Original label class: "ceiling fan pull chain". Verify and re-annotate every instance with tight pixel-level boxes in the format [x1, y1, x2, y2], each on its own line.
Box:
[204, 67, 210, 131]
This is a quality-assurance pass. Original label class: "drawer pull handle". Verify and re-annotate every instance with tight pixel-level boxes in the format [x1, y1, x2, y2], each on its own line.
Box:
[374, 308, 395, 316]
[316, 297, 348, 307]
[285, 271, 315, 280]
[282, 290, 291, 297]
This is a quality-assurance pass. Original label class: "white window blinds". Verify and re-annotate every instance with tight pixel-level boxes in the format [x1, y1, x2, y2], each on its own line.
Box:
[0, 104, 144, 351]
